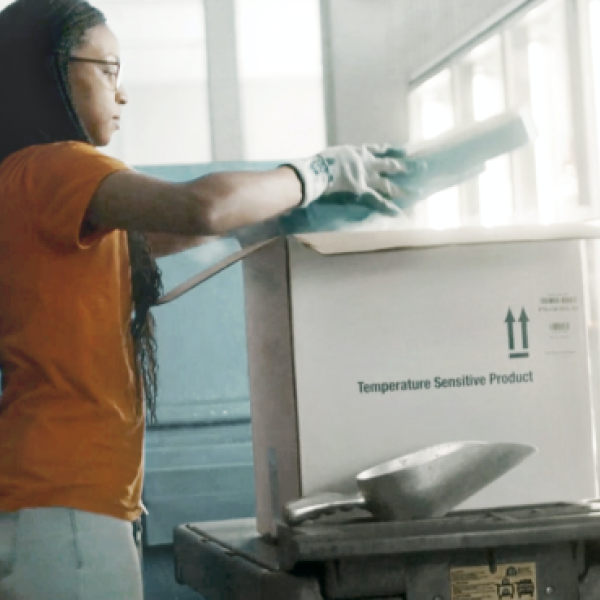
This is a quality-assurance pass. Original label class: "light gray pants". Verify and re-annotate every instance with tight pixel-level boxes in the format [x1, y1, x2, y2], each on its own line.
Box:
[0, 507, 144, 600]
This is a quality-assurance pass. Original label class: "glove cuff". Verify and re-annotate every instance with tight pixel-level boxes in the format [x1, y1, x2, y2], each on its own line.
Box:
[282, 155, 333, 207]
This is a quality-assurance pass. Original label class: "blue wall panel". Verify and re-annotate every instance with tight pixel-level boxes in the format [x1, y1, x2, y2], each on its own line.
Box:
[139, 162, 277, 424]
[137, 162, 277, 546]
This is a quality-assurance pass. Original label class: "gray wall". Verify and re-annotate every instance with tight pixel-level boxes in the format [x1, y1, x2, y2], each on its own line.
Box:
[392, 0, 530, 78]
[322, 0, 532, 146]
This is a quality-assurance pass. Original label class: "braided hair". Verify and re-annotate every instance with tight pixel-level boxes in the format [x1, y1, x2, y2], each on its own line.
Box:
[0, 0, 163, 423]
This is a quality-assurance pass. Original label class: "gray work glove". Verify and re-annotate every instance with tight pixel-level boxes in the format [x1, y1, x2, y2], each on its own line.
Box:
[284, 144, 412, 215]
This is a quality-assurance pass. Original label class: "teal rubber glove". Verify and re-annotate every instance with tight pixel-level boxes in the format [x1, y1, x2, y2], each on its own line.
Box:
[277, 196, 372, 235]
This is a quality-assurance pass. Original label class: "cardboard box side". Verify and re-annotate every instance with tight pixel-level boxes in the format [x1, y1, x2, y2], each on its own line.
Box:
[243, 238, 300, 536]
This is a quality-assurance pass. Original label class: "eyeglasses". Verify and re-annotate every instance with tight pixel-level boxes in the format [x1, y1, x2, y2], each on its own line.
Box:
[68, 57, 122, 91]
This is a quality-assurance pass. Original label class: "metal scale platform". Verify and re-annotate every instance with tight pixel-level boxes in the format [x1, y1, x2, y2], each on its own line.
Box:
[174, 501, 600, 600]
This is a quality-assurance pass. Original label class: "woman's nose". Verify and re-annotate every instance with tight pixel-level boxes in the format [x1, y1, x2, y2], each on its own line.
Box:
[116, 86, 128, 105]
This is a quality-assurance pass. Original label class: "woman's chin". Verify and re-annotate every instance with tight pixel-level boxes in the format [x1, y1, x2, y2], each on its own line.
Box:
[94, 134, 113, 148]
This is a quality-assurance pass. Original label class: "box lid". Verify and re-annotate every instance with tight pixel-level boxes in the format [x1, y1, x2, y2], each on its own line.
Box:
[294, 222, 600, 255]
[157, 222, 600, 305]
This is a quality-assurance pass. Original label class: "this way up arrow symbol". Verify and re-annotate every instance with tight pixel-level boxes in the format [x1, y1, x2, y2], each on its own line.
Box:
[519, 308, 529, 349]
[505, 309, 515, 351]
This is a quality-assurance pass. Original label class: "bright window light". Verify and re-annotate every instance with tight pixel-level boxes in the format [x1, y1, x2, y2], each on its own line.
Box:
[472, 70, 504, 121]
[418, 70, 455, 140]
[89, 0, 212, 166]
[235, 0, 326, 160]
[426, 188, 461, 230]
[465, 35, 514, 227]
[469, 36, 505, 122]
[507, 0, 578, 223]
[479, 156, 513, 227]
[527, 40, 554, 223]
[409, 69, 460, 229]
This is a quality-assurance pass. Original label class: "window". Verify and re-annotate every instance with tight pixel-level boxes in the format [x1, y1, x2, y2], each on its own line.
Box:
[409, 0, 587, 228]
[466, 36, 514, 228]
[409, 69, 461, 229]
[505, 0, 576, 223]
[235, 0, 326, 160]
[94, 0, 212, 165]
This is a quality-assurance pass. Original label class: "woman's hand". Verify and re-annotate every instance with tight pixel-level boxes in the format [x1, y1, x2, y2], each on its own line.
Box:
[285, 144, 411, 215]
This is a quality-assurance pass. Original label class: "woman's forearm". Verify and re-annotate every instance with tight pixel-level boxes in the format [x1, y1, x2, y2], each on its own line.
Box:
[89, 166, 303, 236]
[187, 167, 303, 235]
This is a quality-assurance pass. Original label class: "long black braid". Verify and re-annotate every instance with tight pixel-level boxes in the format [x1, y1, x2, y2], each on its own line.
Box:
[128, 232, 163, 424]
[0, 0, 163, 423]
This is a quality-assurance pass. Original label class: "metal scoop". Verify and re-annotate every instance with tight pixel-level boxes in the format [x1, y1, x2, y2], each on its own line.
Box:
[283, 441, 537, 526]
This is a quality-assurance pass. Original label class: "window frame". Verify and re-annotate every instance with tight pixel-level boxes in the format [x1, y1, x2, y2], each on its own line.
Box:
[408, 0, 600, 224]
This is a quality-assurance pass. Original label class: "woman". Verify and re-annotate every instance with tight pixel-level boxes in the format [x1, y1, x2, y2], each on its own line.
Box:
[0, 0, 408, 598]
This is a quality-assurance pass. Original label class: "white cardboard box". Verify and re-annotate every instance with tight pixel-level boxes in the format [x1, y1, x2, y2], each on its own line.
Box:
[159, 223, 600, 537]
[241, 225, 600, 536]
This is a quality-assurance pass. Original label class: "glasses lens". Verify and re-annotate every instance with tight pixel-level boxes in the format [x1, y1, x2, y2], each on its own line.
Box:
[104, 63, 120, 91]
[116, 64, 122, 90]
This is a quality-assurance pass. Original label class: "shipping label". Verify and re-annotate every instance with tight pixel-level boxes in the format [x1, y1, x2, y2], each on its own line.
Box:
[450, 562, 537, 600]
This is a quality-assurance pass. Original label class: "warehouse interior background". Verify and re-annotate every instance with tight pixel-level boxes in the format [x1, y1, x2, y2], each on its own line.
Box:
[1, 0, 598, 597]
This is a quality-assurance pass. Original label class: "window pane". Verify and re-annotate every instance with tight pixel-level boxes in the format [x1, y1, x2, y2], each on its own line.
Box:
[468, 36, 505, 122]
[235, 0, 326, 160]
[409, 69, 460, 229]
[478, 156, 513, 227]
[410, 69, 455, 141]
[93, 0, 211, 166]
[464, 35, 514, 227]
[506, 0, 578, 223]
[425, 189, 461, 230]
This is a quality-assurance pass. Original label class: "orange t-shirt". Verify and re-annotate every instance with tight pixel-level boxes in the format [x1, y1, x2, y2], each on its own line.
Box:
[0, 141, 145, 522]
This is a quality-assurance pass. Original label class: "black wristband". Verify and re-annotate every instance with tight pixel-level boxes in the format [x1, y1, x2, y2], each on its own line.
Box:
[281, 163, 307, 207]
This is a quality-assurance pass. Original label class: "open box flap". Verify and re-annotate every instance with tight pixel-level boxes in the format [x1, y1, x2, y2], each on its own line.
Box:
[157, 238, 276, 305]
[157, 222, 600, 305]
[293, 222, 600, 255]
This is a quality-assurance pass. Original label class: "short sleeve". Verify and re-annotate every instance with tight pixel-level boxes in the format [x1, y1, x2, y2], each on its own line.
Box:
[26, 142, 131, 250]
